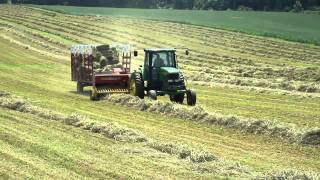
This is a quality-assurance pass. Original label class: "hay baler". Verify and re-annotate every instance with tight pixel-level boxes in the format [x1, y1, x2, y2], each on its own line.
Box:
[71, 44, 137, 100]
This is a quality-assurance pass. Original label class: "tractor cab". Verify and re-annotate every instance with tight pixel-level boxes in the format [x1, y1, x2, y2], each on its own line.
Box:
[130, 48, 196, 106]
[142, 49, 181, 91]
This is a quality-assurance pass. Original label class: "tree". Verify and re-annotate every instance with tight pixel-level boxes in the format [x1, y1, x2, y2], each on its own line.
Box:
[172, 0, 194, 9]
[4, 0, 320, 11]
[292, 0, 303, 12]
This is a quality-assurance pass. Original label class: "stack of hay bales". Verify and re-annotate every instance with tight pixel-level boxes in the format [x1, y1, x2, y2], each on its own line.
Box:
[94, 45, 121, 72]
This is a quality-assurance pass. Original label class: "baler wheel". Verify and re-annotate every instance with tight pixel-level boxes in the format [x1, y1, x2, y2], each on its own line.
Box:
[90, 90, 99, 101]
[77, 82, 84, 93]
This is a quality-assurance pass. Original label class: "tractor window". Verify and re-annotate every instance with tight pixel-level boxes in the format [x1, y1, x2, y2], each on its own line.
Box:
[144, 52, 149, 67]
[152, 52, 175, 68]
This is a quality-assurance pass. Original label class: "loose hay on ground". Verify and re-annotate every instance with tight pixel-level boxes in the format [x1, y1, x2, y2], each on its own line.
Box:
[0, 92, 218, 161]
[0, 91, 147, 143]
[1, 91, 319, 178]
[104, 94, 320, 146]
[258, 169, 320, 180]
[146, 140, 217, 163]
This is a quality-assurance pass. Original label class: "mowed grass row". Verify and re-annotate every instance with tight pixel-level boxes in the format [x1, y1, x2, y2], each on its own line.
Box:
[0, 108, 216, 179]
[1, 6, 320, 94]
[5, 6, 320, 62]
[32, 5, 320, 45]
[24, 8, 320, 66]
[1, 5, 320, 128]
[0, 21, 320, 175]
[22, 7, 320, 84]
[193, 85, 320, 128]
[3, 5, 320, 67]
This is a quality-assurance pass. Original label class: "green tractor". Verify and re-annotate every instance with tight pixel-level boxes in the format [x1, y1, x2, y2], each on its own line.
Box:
[130, 48, 196, 106]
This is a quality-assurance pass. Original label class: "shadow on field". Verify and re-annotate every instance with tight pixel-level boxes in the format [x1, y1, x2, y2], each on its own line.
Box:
[69, 90, 91, 96]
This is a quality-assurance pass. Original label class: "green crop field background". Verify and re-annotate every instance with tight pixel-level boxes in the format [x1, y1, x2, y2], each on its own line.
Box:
[0, 5, 319, 179]
[33, 5, 320, 45]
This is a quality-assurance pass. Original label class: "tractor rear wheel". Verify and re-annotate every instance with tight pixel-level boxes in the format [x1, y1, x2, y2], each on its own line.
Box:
[170, 93, 184, 104]
[187, 90, 196, 106]
[130, 73, 144, 99]
[77, 82, 84, 93]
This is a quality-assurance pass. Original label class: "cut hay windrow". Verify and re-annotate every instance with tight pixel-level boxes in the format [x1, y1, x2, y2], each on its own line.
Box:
[258, 169, 320, 180]
[0, 91, 254, 177]
[146, 141, 217, 163]
[192, 81, 320, 99]
[0, 92, 220, 162]
[1, 92, 319, 177]
[105, 94, 320, 146]
[0, 92, 146, 143]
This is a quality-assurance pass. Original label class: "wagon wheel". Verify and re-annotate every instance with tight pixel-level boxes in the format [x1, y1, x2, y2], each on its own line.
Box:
[77, 82, 84, 93]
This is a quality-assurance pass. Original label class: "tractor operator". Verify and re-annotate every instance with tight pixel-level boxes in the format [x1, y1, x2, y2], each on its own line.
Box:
[153, 53, 165, 67]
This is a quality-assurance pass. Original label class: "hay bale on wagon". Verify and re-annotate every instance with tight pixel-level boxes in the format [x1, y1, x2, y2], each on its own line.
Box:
[94, 45, 120, 72]
[71, 44, 131, 73]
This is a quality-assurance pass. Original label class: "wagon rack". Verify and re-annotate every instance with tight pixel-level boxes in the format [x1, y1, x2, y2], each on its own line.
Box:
[71, 44, 136, 100]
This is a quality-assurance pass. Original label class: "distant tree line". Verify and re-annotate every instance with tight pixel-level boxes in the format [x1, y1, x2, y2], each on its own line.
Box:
[2, 0, 320, 11]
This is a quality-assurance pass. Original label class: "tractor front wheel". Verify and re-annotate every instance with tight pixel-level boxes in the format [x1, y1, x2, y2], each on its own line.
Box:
[170, 93, 184, 104]
[130, 73, 144, 99]
[187, 90, 196, 106]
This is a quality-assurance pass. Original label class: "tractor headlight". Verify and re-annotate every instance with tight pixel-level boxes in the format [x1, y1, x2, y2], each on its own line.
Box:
[168, 79, 182, 83]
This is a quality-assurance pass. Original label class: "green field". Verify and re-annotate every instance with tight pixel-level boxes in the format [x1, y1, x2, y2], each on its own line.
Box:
[33, 5, 320, 45]
[0, 5, 320, 179]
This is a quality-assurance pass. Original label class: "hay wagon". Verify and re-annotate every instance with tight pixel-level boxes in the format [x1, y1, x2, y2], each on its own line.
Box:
[71, 44, 137, 100]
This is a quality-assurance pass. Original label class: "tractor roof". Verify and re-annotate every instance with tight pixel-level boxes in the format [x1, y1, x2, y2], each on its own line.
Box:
[144, 48, 176, 52]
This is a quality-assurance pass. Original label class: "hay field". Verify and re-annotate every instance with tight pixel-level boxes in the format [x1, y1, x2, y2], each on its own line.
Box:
[33, 5, 320, 45]
[0, 5, 319, 179]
